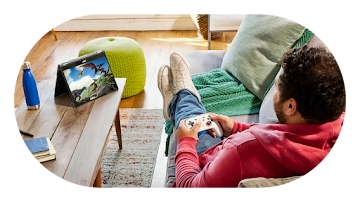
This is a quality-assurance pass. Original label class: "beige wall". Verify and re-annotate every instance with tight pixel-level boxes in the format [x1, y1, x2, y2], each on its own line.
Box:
[54, 14, 197, 31]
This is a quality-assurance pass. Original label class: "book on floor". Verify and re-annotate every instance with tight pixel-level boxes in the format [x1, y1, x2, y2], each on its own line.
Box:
[24, 137, 57, 163]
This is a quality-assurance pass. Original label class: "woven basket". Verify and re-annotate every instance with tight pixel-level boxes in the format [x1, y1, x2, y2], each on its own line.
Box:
[191, 14, 223, 40]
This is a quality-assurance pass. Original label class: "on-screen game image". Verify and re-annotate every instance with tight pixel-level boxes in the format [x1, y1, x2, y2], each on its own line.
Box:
[63, 56, 118, 105]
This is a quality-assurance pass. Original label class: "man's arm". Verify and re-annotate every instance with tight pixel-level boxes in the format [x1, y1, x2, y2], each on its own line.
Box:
[232, 121, 253, 134]
[209, 113, 253, 137]
[175, 136, 242, 187]
[174, 119, 244, 187]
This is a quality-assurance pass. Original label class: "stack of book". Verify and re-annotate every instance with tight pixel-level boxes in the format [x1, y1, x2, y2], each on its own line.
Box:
[24, 137, 57, 163]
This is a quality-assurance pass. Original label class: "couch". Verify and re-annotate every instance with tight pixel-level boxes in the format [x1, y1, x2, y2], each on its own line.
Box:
[164, 15, 327, 188]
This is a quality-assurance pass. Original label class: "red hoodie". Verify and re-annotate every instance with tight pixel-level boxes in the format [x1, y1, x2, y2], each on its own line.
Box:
[174, 112, 345, 187]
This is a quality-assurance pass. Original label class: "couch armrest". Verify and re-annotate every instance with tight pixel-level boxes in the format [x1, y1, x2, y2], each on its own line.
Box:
[165, 127, 177, 187]
[185, 50, 226, 75]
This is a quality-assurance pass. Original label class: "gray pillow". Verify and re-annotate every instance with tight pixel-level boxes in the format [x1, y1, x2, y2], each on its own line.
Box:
[259, 82, 279, 124]
[221, 14, 305, 100]
[259, 68, 282, 124]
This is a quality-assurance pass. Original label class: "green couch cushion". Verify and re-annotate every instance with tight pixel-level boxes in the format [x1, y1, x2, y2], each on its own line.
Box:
[221, 14, 305, 100]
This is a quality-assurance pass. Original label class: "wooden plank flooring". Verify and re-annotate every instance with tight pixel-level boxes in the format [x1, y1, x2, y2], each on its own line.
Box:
[14, 30, 236, 109]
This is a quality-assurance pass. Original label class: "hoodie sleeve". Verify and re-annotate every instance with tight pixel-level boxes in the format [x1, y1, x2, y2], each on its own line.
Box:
[175, 136, 242, 187]
[231, 121, 253, 134]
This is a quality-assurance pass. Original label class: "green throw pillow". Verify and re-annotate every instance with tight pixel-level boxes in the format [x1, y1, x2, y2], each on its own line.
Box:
[221, 14, 305, 100]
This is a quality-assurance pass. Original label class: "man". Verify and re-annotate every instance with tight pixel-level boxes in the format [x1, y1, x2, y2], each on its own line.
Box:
[157, 45, 345, 187]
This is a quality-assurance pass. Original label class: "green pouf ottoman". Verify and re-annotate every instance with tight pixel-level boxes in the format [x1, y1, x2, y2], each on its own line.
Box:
[79, 37, 146, 98]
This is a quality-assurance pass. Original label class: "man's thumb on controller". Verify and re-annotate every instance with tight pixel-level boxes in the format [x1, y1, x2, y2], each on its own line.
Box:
[191, 121, 201, 131]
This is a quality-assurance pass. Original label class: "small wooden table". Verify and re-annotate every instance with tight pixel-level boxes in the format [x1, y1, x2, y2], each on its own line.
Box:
[16, 78, 126, 187]
[208, 14, 245, 50]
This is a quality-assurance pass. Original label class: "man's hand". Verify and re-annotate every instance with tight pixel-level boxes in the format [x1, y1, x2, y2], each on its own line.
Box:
[176, 119, 201, 142]
[207, 113, 234, 137]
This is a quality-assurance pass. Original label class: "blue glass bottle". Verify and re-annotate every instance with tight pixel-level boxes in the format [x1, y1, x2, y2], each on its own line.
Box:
[22, 62, 40, 110]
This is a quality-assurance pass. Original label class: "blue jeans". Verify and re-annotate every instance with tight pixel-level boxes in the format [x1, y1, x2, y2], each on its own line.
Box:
[169, 89, 225, 155]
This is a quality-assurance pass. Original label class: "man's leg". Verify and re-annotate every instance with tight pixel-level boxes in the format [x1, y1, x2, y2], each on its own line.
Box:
[158, 53, 223, 156]
[168, 90, 223, 156]
[168, 89, 205, 131]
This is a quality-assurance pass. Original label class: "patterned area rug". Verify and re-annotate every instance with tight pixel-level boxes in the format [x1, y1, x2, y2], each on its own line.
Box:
[101, 108, 164, 188]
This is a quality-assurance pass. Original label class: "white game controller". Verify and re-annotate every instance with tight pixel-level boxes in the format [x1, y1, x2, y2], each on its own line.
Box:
[185, 114, 223, 138]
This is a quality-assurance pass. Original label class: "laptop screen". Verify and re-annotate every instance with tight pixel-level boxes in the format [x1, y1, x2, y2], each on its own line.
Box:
[59, 50, 118, 106]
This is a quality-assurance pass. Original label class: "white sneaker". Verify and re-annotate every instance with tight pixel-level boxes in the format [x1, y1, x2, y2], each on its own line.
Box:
[169, 53, 201, 101]
[157, 65, 175, 121]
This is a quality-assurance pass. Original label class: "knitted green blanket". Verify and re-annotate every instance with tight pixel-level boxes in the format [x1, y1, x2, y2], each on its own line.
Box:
[164, 69, 262, 155]
[164, 28, 314, 156]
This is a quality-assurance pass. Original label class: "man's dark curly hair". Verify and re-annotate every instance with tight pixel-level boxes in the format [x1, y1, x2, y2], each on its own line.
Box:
[279, 45, 345, 124]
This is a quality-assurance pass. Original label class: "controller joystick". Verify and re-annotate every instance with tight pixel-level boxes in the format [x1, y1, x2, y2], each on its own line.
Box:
[185, 113, 223, 138]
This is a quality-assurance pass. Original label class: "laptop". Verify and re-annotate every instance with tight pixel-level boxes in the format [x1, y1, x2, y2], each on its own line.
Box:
[55, 49, 118, 107]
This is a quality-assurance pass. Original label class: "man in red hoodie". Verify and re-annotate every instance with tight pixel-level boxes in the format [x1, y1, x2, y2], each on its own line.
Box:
[157, 45, 345, 187]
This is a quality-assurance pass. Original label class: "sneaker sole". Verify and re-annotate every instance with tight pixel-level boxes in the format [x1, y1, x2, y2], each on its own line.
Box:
[157, 65, 172, 121]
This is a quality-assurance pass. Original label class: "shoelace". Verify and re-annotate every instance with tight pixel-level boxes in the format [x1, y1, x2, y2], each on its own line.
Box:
[172, 61, 188, 89]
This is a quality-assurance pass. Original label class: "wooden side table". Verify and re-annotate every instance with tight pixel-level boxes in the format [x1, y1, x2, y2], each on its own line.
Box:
[16, 78, 126, 187]
[208, 14, 245, 50]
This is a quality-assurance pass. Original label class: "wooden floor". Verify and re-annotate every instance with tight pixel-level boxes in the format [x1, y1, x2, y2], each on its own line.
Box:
[14, 30, 235, 109]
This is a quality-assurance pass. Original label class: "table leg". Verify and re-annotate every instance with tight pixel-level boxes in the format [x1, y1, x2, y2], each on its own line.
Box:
[51, 29, 57, 40]
[93, 169, 101, 187]
[208, 14, 211, 50]
[115, 108, 122, 149]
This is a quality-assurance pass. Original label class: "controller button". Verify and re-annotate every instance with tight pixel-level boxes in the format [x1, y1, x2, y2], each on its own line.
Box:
[206, 121, 212, 126]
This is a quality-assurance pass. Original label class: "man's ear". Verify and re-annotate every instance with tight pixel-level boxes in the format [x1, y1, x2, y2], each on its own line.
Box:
[285, 98, 298, 116]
